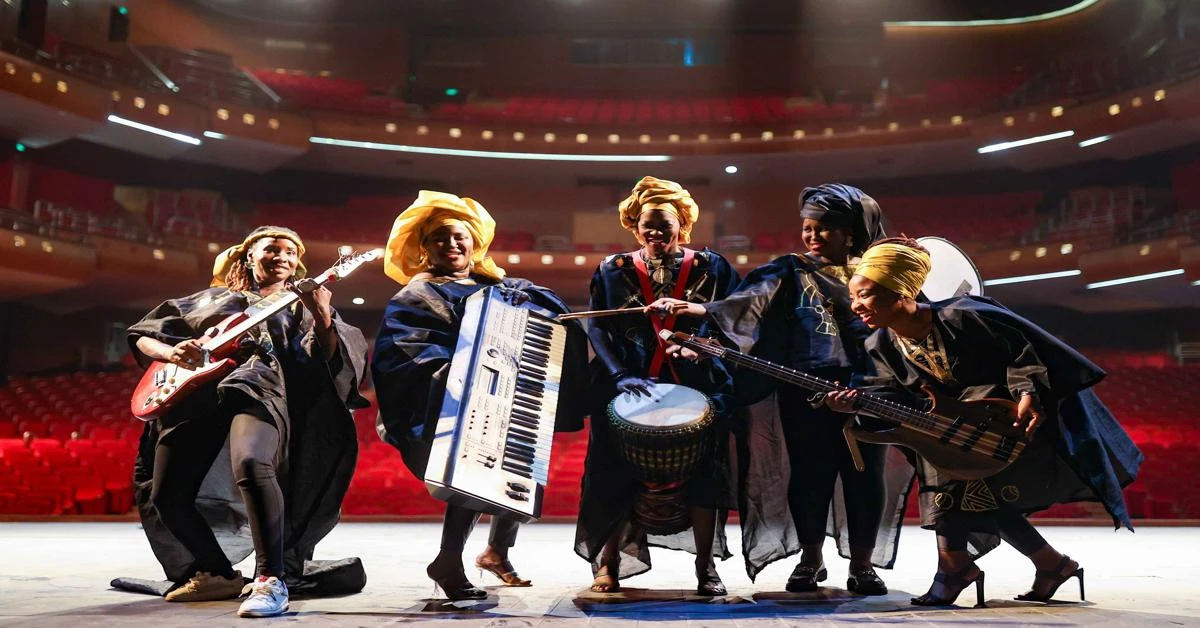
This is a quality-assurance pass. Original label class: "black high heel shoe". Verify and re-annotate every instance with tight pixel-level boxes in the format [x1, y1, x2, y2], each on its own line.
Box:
[695, 562, 726, 596]
[426, 561, 487, 601]
[911, 567, 986, 608]
[1015, 555, 1085, 602]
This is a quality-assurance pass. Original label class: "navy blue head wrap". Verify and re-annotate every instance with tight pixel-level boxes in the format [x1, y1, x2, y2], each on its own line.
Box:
[799, 183, 886, 257]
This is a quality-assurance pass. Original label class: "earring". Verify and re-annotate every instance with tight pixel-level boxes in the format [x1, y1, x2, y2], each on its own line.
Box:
[845, 237, 854, 249]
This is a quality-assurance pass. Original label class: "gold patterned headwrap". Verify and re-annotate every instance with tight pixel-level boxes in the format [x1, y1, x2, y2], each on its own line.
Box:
[855, 242, 931, 299]
[384, 190, 505, 285]
[618, 176, 700, 244]
[210, 226, 306, 287]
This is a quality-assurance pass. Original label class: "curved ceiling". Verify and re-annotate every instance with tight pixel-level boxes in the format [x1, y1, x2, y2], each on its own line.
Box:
[186, 0, 1089, 30]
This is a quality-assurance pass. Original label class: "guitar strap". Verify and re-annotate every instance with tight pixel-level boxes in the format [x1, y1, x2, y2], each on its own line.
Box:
[631, 248, 695, 382]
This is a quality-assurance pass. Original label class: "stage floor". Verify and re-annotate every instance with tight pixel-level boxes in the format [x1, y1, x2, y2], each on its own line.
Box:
[1, 521, 1197, 626]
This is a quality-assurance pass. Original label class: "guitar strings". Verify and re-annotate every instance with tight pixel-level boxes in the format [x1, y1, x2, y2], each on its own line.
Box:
[686, 339, 1022, 455]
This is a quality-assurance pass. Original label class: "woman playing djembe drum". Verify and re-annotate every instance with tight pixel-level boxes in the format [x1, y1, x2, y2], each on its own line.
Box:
[574, 176, 740, 595]
[372, 191, 588, 600]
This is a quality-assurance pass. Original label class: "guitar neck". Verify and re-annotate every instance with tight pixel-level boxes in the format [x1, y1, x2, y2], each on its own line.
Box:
[204, 272, 333, 351]
[687, 339, 939, 431]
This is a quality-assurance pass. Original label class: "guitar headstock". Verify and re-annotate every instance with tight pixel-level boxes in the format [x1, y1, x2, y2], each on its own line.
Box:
[658, 330, 726, 357]
[329, 248, 384, 279]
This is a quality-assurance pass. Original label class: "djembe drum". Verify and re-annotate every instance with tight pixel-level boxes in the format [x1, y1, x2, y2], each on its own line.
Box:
[607, 383, 716, 535]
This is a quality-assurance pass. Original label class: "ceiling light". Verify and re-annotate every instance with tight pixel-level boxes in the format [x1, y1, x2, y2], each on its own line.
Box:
[309, 136, 670, 162]
[108, 115, 201, 145]
[1078, 135, 1110, 147]
[724, 165, 738, 174]
[1086, 269, 1184, 289]
[885, 0, 1099, 27]
[977, 130, 1074, 154]
[983, 269, 1081, 286]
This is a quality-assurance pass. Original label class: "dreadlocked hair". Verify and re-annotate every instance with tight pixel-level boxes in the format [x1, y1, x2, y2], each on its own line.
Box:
[223, 256, 257, 292]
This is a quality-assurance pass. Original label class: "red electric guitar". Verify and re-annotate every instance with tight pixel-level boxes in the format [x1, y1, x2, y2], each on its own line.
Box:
[130, 248, 383, 421]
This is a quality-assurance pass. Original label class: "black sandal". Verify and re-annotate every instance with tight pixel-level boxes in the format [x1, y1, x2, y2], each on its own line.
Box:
[911, 566, 986, 608]
[1015, 555, 1084, 602]
[785, 563, 827, 593]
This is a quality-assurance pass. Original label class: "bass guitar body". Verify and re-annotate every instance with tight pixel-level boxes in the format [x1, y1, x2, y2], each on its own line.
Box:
[851, 385, 1024, 481]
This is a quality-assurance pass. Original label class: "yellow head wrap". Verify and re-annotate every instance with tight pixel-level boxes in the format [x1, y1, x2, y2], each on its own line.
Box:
[855, 242, 931, 299]
[384, 190, 506, 285]
[210, 226, 307, 288]
[618, 176, 700, 244]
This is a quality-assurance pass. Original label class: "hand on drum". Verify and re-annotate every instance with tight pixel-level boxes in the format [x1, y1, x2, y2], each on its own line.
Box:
[645, 298, 705, 319]
[616, 374, 656, 397]
[824, 388, 860, 413]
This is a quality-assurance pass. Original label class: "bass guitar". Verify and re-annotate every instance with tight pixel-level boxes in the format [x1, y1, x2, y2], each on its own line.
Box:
[130, 248, 383, 421]
[660, 330, 1027, 480]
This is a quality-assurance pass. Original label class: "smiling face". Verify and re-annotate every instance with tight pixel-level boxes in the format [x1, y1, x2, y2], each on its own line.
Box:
[801, 218, 851, 263]
[637, 208, 681, 257]
[848, 274, 907, 329]
[248, 237, 300, 288]
[422, 222, 475, 277]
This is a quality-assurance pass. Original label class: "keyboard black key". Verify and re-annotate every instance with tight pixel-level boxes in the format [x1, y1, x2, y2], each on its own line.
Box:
[509, 429, 537, 445]
[510, 417, 539, 431]
[502, 463, 532, 479]
[505, 449, 535, 465]
[516, 377, 545, 392]
[513, 397, 541, 412]
[511, 408, 540, 422]
[506, 441, 536, 456]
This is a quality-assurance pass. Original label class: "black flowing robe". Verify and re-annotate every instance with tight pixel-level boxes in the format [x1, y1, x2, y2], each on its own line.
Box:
[702, 253, 914, 579]
[575, 248, 740, 579]
[115, 287, 371, 597]
[854, 296, 1143, 556]
[372, 276, 588, 482]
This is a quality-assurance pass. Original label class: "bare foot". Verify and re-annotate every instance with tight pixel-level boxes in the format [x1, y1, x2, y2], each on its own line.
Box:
[590, 566, 620, 593]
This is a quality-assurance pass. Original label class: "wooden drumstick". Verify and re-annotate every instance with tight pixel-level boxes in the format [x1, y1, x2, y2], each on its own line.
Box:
[556, 307, 645, 321]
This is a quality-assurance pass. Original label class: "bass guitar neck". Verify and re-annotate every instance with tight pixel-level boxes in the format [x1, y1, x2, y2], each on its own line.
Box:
[660, 330, 1027, 480]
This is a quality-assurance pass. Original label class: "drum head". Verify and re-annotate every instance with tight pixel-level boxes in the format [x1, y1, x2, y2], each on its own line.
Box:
[916, 236, 984, 301]
[610, 383, 711, 429]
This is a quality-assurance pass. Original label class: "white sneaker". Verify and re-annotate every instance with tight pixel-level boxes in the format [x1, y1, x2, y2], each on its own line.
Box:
[237, 576, 289, 618]
[164, 571, 244, 602]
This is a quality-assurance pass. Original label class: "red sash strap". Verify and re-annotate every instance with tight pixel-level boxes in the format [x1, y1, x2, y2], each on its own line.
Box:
[631, 247, 695, 381]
